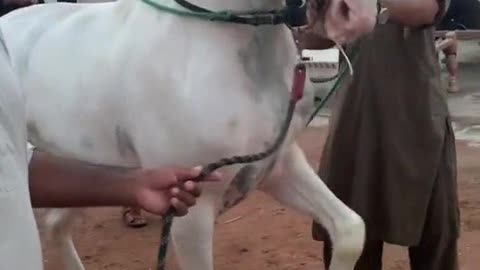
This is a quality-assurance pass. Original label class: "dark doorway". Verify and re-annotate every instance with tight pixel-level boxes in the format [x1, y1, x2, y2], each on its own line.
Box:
[438, 0, 480, 30]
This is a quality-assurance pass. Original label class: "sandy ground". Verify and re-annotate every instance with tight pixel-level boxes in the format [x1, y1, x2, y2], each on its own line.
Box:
[35, 127, 480, 270]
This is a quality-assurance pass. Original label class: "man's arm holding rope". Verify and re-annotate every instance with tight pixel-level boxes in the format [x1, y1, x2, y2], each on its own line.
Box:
[379, 0, 448, 27]
[28, 149, 223, 216]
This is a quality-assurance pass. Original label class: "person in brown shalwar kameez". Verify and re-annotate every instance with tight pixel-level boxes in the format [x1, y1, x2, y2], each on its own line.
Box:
[300, 0, 460, 269]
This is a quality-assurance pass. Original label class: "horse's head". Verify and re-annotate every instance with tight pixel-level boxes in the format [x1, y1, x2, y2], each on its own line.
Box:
[306, 0, 377, 44]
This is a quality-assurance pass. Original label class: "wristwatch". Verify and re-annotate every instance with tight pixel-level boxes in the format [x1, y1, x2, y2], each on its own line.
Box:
[377, 0, 390, 25]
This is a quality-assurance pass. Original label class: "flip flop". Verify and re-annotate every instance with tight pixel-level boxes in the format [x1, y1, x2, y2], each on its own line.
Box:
[122, 207, 148, 228]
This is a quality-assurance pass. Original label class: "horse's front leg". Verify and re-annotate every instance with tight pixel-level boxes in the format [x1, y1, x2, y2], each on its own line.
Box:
[259, 143, 365, 270]
[171, 192, 217, 270]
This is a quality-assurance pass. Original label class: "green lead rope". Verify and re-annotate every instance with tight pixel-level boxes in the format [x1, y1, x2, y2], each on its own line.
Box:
[141, 0, 237, 21]
[306, 45, 360, 127]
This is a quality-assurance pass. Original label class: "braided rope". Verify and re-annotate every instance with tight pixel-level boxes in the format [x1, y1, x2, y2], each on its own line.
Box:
[155, 63, 307, 269]
[155, 46, 359, 269]
[156, 97, 297, 270]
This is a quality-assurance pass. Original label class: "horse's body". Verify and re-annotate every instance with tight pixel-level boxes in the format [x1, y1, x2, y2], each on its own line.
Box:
[0, 1, 375, 270]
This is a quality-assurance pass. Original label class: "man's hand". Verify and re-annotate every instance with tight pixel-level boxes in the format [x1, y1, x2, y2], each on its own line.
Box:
[132, 167, 222, 217]
[379, 0, 440, 27]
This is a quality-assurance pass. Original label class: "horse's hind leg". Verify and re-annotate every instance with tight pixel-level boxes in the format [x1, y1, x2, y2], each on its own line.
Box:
[260, 144, 365, 270]
[170, 195, 216, 270]
[44, 209, 85, 270]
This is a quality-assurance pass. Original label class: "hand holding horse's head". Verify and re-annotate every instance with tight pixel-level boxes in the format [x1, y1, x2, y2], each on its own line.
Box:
[307, 0, 377, 44]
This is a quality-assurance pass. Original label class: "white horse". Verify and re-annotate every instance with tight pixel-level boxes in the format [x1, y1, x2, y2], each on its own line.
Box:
[0, 0, 376, 270]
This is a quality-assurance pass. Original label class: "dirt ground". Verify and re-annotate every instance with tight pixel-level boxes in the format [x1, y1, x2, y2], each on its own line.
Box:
[37, 127, 480, 270]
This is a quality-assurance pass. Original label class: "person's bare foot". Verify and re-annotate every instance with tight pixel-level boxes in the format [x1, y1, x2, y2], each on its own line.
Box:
[122, 207, 147, 228]
[446, 53, 459, 93]
[443, 32, 459, 93]
[448, 77, 460, 93]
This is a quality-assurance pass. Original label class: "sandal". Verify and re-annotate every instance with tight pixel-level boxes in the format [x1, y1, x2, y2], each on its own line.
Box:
[122, 207, 148, 228]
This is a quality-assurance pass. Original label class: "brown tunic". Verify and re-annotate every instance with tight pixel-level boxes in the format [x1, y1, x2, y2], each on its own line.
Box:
[313, 3, 459, 246]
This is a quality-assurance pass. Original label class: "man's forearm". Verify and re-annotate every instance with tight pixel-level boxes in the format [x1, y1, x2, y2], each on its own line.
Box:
[381, 0, 439, 27]
[28, 150, 137, 208]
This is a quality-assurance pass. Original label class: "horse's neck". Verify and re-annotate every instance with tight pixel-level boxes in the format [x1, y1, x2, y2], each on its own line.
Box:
[241, 26, 298, 102]
[115, 0, 298, 110]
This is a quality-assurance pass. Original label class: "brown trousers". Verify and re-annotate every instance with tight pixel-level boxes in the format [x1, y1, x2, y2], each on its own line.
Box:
[320, 164, 459, 270]
[316, 127, 460, 270]
[323, 235, 457, 270]
[322, 186, 459, 270]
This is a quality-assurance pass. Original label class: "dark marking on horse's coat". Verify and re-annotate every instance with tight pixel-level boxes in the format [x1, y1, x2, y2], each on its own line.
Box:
[219, 165, 258, 215]
[27, 122, 40, 142]
[227, 118, 239, 132]
[115, 125, 136, 158]
[238, 34, 263, 102]
[80, 136, 94, 150]
[238, 28, 290, 103]
[237, 27, 294, 138]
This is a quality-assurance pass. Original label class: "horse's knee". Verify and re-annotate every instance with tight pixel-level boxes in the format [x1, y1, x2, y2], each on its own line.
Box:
[335, 213, 365, 255]
[329, 213, 365, 270]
